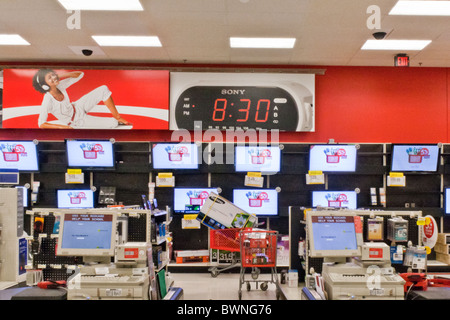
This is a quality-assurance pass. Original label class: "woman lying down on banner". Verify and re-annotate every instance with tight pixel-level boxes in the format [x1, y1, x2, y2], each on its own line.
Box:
[32, 68, 132, 129]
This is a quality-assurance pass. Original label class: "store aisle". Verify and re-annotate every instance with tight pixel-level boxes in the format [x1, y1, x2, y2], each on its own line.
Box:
[169, 272, 281, 300]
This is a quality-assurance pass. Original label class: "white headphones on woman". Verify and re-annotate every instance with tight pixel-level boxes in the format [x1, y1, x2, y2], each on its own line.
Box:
[36, 76, 49, 91]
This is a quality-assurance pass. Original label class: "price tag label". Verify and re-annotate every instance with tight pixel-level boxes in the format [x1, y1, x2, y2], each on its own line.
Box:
[245, 172, 264, 187]
[156, 172, 175, 187]
[306, 171, 324, 185]
[387, 172, 405, 187]
[182, 214, 201, 229]
[65, 169, 84, 184]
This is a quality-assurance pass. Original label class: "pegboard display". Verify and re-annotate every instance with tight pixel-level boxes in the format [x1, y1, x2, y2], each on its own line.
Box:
[27, 208, 156, 281]
[303, 210, 423, 276]
[9, 140, 450, 275]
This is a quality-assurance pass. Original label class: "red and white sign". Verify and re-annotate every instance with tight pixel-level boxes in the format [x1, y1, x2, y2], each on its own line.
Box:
[422, 215, 438, 249]
[2, 69, 169, 130]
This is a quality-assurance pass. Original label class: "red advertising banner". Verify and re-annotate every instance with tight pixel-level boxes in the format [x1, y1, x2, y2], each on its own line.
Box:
[2, 69, 169, 130]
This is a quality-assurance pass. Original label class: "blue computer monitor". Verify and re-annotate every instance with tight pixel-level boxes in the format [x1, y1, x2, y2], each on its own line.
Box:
[306, 212, 361, 258]
[56, 212, 116, 257]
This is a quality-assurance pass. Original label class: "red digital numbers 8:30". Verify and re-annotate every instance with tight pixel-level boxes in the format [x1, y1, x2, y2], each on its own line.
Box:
[212, 98, 271, 123]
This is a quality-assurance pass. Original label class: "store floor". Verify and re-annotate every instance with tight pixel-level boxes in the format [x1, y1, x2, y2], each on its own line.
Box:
[169, 272, 302, 300]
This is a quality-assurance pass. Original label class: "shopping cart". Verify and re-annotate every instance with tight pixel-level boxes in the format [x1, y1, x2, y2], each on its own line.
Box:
[238, 229, 281, 300]
[209, 228, 242, 277]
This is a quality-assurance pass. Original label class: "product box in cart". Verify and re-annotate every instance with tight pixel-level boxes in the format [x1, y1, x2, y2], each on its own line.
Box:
[197, 192, 257, 229]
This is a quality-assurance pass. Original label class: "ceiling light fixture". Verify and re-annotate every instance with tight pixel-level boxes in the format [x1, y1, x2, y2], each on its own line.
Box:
[230, 37, 296, 49]
[361, 39, 431, 50]
[389, 0, 450, 16]
[92, 35, 162, 47]
[58, 0, 144, 11]
[0, 34, 30, 45]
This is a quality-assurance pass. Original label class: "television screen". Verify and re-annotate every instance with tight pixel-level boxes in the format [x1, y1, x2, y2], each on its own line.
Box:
[307, 213, 360, 258]
[0, 141, 39, 171]
[445, 188, 450, 214]
[309, 144, 357, 172]
[56, 212, 116, 257]
[173, 187, 218, 213]
[232, 189, 278, 216]
[152, 143, 199, 169]
[235, 145, 281, 173]
[312, 191, 357, 209]
[57, 189, 95, 209]
[391, 144, 440, 172]
[66, 139, 115, 169]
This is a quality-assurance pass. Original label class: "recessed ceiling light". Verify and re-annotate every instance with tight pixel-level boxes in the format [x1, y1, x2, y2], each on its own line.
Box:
[361, 39, 431, 50]
[230, 37, 296, 49]
[92, 35, 162, 47]
[0, 34, 30, 45]
[58, 0, 143, 11]
[389, 1, 450, 16]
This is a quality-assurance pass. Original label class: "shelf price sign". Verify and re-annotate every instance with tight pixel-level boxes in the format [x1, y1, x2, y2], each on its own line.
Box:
[387, 172, 405, 187]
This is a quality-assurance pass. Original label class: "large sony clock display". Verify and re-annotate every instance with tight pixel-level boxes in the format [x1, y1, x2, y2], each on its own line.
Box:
[169, 72, 315, 132]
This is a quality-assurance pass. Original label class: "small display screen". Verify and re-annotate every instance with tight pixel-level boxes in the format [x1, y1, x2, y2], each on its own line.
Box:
[233, 189, 278, 216]
[311, 215, 358, 251]
[152, 143, 199, 169]
[0, 141, 39, 171]
[173, 188, 218, 213]
[15, 186, 28, 207]
[66, 140, 115, 169]
[60, 213, 113, 250]
[445, 188, 450, 214]
[309, 145, 357, 172]
[57, 189, 94, 209]
[235, 145, 281, 173]
[312, 191, 357, 209]
[391, 144, 440, 172]
[174, 86, 300, 131]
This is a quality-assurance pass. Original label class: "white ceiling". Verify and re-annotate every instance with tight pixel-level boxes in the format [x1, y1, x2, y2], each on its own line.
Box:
[0, 0, 448, 67]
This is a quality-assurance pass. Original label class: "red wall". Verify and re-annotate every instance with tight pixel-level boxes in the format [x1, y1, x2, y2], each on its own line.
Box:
[1, 65, 449, 143]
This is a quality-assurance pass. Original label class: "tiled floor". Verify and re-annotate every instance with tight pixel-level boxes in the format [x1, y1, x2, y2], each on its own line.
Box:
[168, 271, 296, 300]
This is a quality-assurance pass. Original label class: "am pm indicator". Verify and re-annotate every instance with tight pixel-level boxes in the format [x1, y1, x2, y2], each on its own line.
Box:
[394, 54, 409, 67]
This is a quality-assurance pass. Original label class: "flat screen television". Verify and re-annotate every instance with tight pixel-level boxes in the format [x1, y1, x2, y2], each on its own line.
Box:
[66, 139, 115, 170]
[234, 145, 281, 173]
[312, 190, 357, 209]
[306, 211, 361, 258]
[391, 144, 440, 172]
[0, 140, 39, 172]
[173, 187, 218, 213]
[309, 144, 357, 172]
[152, 143, 199, 170]
[57, 189, 95, 209]
[55, 212, 116, 257]
[445, 188, 450, 215]
[232, 188, 278, 216]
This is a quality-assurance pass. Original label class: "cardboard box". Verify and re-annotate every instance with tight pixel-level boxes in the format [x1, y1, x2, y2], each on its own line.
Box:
[436, 252, 450, 265]
[434, 243, 450, 255]
[198, 192, 257, 229]
[437, 233, 450, 245]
